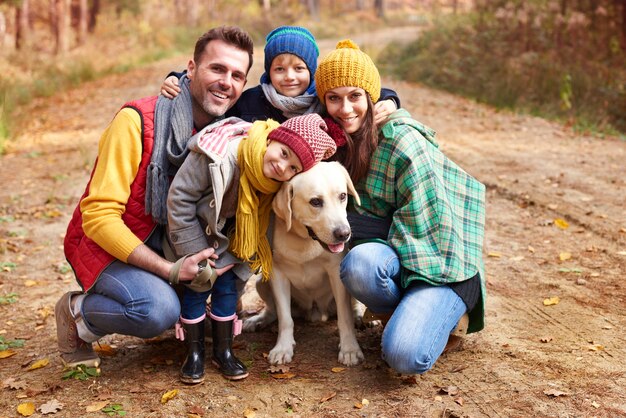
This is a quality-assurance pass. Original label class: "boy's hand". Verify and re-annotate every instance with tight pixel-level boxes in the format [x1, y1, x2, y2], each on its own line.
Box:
[374, 99, 397, 126]
[160, 76, 181, 99]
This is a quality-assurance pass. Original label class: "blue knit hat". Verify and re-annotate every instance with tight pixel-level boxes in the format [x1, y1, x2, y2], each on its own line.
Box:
[260, 26, 319, 95]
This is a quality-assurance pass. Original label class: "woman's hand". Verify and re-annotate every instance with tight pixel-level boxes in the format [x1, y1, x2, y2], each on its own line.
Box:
[374, 99, 397, 126]
[160, 76, 181, 99]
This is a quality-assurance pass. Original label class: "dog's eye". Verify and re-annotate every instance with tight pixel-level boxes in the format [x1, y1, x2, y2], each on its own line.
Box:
[309, 198, 323, 207]
[339, 192, 347, 201]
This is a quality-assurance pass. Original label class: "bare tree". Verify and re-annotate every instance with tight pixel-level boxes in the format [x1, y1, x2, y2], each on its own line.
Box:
[356, 0, 365, 10]
[88, 0, 99, 33]
[306, 0, 319, 21]
[374, 0, 384, 18]
[16, 0, 29, 50]
[0, 10, 6, 51]
[76, 0, 87, 45]
[51, 0, 71, 54]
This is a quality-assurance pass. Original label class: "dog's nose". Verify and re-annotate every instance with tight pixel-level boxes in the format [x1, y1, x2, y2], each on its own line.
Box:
[333, 225, 351, 242]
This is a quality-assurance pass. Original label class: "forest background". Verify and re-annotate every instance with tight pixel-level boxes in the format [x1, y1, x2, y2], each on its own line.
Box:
[1, 0, 625, 154]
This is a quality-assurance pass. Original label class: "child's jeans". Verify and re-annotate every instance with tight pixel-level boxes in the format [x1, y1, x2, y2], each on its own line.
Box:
[181, 269, 238, 320]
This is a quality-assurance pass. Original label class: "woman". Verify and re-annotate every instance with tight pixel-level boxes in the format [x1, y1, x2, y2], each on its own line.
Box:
[314, 40, 486, 374]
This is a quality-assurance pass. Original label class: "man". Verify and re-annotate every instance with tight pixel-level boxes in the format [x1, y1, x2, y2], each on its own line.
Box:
[56, 26, 254, 368]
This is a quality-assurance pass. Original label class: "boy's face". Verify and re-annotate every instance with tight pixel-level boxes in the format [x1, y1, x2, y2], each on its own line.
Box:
[269, 53, 310, 98]
[263, 140, 303, 182]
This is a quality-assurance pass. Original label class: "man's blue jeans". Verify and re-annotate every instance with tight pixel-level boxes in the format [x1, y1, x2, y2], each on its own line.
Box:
[78, 261, 180, 340]
[340, 242, 467, 374]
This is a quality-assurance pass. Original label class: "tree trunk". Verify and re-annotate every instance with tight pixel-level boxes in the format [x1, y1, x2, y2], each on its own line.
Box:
[307, 0, 320, 21]
[621, 0, 626, 51]
[0, 11, 6, 51]
[52, 0, 71, 54]
[77, 0, 88, 45]
[374, 0, 384, 18]
[16, 0, 29, 50]
[356, 0, 364, 10]
[88, 0, 99, 32]
[262, 0, 271, 12]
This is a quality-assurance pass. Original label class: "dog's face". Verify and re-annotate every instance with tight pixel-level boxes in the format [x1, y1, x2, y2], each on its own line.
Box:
[272, 161, 360, 253]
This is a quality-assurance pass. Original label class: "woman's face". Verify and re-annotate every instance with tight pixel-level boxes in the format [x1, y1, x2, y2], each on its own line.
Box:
[324, 87, 369, 134]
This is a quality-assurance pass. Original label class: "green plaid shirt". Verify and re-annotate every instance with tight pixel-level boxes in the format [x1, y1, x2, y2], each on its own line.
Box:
[354, 109, 486, 332]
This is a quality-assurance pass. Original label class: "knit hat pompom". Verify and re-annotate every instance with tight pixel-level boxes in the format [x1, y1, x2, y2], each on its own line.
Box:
[267, 114, 338, 172]
[315, 39, 381, 105]
[260, 26, 320, 94]
[336, 39, 359, 50]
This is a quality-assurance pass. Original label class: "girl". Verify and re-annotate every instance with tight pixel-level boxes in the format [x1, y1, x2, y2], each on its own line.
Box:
[166, 113, 342, 383]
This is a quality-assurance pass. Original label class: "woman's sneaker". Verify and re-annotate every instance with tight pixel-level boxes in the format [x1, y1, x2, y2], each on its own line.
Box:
[55, 292, 101, 368]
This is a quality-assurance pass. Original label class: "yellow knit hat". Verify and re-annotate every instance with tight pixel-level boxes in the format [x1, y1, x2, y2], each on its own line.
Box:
[315, 39, 381, 105]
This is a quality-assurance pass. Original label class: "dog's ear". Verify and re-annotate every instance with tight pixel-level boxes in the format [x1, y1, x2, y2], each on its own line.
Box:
[342, 165, 361, 206]
[272, 182, 294, 231]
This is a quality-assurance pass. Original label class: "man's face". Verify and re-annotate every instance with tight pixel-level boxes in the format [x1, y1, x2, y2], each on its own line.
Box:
[187, 39, 249, 127]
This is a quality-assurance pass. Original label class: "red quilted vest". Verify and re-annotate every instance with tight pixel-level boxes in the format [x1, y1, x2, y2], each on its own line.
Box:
[64, 96, 158, 291]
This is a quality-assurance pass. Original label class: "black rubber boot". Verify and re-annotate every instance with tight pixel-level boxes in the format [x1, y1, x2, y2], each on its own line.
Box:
[180, 319, 205, 384]
[211, 317, 249, 380]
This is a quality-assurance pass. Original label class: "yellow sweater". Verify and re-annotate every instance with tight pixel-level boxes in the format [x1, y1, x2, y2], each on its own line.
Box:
[79, 108, 144, 262]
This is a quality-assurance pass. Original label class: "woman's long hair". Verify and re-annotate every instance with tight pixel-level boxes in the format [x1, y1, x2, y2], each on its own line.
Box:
[329, 94, 378, 184]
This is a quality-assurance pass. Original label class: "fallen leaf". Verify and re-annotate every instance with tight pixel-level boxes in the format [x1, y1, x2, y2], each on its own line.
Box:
[509, 255, 524, 261]
[270, 372, 296, 379]
[554, 218, 569, 229]
[455, 397, 464, 406]
[24, 280, 38, 287]
[402, 376, 418, 384]
[331, 367, 346, 373]
[161, 389, 179, 404]
[27, 358, 49, 370]
[17, 403, 35, 416]
[559, 252, 572, 261]
[0, 349, 17, 359]
[587, 344, 605, 351]
[188, 405, 204, 416]
[544, 388, 568, 397]
[617, 251, 626, 256]
[488, 251, 502, 258]
[320, 392, 337, 403]
[527, 245, 535, 253]
[438, 386, 459, 396]
[543, 297, 560, 306]
[540, 336, 553, 343]
[86, 400, 109, 412]
[38, 399, 64, 414]
[361, 399, 370, 406]
[243, 408, 256, 418]
[94, 344, 117, 357]
[354, 402, 364, 409]
[591, 401, 600, 408]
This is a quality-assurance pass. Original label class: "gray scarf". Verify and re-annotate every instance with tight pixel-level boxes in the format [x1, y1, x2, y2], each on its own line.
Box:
[261, 83, 323, 119]
[146, 75, 194, 224]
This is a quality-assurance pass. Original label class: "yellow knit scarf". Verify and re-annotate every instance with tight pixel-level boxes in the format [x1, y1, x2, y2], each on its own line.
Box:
[230, 119, 281, 281]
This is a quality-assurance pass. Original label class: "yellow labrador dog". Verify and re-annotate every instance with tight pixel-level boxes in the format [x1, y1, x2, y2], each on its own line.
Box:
[243, 162, 364, 366]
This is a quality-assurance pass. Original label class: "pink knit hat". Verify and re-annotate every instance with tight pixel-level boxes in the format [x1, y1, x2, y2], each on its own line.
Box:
[268, 114, 340, 172]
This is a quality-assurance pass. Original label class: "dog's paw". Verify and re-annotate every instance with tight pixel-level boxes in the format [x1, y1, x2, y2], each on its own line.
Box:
[338, 341, 364, 366]
[268, 342, 295, 365]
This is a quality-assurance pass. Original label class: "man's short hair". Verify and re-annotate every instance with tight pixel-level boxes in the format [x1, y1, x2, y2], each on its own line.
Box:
[194, 26, 254, 72]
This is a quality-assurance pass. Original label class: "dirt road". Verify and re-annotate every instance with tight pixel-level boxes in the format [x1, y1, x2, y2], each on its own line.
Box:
[1, 29, 625, 417]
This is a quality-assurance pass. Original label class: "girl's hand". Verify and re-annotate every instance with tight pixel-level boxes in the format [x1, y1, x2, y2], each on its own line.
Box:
[374, 99, 397, 126]
[206, 256, 235, 276]
[160, 76, 181, 99]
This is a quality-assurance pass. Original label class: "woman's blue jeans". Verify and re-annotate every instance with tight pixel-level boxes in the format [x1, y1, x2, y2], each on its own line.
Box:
[340, 242, 467, 374]
[79, 261, 180, 339]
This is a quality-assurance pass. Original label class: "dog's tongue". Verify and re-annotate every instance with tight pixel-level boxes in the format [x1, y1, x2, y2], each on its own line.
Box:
[328, 242, 345, 253]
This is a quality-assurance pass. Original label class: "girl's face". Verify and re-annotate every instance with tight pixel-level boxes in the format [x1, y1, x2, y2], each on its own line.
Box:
[269, 53, 311, 98]
[263, 140, 303, 182]
[324, 87, 369, 134]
